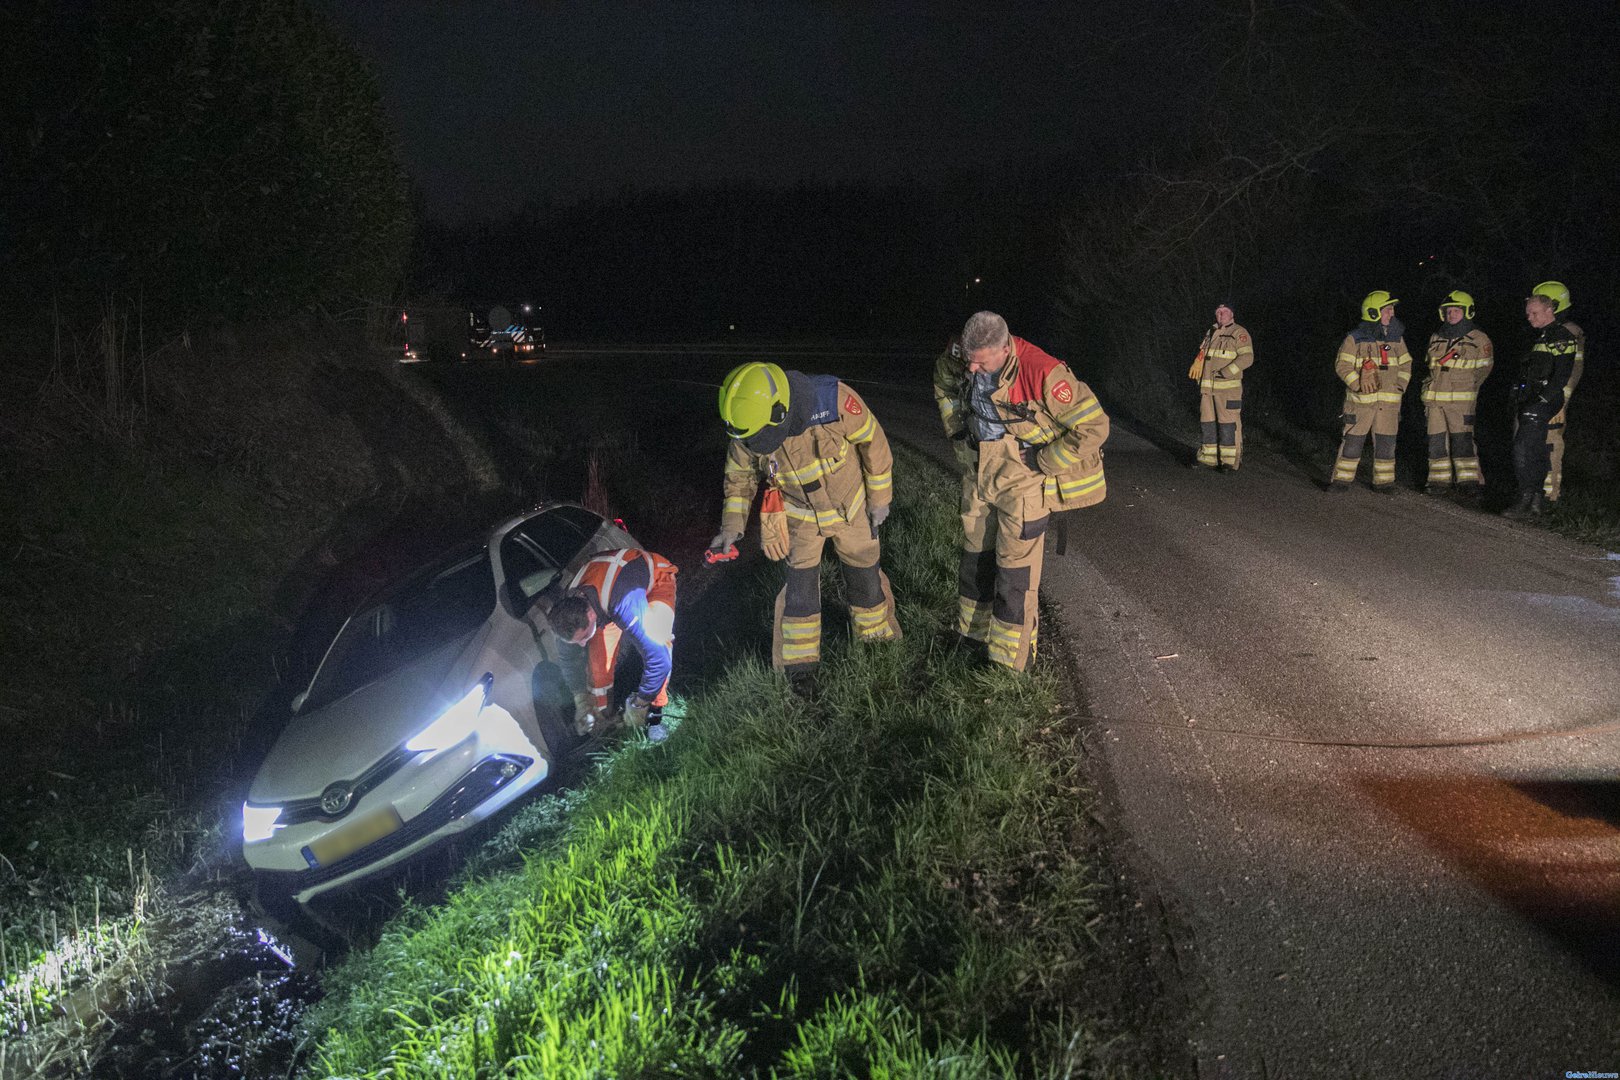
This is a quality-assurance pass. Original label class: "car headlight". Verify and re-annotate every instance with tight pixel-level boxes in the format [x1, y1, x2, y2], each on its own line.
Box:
[243, 802, 284, 843]
[406, 674, 494, 754]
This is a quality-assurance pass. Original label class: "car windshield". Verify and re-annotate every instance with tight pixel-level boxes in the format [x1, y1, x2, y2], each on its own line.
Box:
[303, 545, 496, 711]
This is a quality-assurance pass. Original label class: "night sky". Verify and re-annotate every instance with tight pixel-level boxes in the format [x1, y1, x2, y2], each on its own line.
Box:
[324, 0, 1184, 221]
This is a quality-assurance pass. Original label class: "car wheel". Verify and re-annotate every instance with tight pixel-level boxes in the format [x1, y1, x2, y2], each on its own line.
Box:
[530, 661, 579, 758]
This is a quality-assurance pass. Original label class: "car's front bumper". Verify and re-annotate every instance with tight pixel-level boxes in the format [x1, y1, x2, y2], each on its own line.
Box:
[250, 753, 539, 902]
[244, 708, 547, 903]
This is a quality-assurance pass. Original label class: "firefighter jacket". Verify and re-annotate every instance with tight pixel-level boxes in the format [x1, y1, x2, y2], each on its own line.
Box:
[933, 335, 969, 439]
[559, 549, 677, 708]
[1518, 322, 1578, 410]
[937, 337, 1108, 510]
[1198, 323, 1255, 391]
[721, 373, 892, 536]
[1335, 319, 1413, 406]
[1557, 317, 1586, 408]
[1421, 324, 1493, 405]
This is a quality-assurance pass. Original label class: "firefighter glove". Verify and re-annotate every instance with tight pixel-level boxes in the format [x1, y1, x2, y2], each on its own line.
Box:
[623, 693, 652, 730]
[1020, 443, 1043, 473]
[709, 529, 740, 553]
[1357, 361, 1381, 395]
[868, 502, 890, 529]
[759, 487, 790, 561]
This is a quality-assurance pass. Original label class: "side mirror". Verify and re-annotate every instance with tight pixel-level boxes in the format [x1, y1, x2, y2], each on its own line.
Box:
[290, 690, 308, 714]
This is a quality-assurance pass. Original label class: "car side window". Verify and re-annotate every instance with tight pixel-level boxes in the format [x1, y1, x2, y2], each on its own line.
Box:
[500, 533, 559, 608]
[500, 508, 603, 608]
[304, 547, 494, 710]
[513, 508, 600, 567]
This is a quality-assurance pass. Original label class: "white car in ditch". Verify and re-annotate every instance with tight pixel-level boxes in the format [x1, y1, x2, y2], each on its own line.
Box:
[241, 503, 636, 905]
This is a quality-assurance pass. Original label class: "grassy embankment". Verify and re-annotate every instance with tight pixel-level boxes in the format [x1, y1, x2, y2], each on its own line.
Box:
[303, 445, 1177, 1078]
[0, 322, 501, 1069]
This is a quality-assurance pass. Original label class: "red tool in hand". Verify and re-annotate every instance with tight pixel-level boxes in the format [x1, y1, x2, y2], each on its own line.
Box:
[704, 544, 739, 566]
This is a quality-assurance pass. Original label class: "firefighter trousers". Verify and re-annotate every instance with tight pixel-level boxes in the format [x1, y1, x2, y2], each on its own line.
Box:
[772, 517, 900, 673]
[1197, 386, 1243, 468]
[958, 439, 1046, 672]
[1545, 409, 1569, 502]
[1424, 402, 1480, 487]
[1334, 401, 1400, 487]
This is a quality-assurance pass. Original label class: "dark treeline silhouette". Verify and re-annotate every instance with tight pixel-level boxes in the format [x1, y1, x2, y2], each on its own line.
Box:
[414, 172, 1071, 342]
[1055, 0, 1618, 494]
[1, 0, 411, 330]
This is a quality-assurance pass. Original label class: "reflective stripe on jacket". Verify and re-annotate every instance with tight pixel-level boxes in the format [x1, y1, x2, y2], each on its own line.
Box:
[1522, 323, 1578, 407]
[1422, 327, 1493, 404]
[1199, 323, 1255, 392]
[562, 549, 678, 706]
[938, 337, 1108, 510]
[1336, 329, 1413, 406]
[721, 380, 892, 536]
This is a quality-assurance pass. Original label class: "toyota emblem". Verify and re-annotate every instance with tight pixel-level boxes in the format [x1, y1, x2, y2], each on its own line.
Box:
[320, 782, 354, 816]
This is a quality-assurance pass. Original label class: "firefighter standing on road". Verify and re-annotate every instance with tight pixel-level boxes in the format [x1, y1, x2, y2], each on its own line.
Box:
[1505, 292, 1578, 520]
[936, 312, 1108, 671]
[711, 362, 900, 689]
[1531, 281, 1586, 504]
[549, 548, 678, 740]
[1330, 291, 1413, 492]
[1421, 290, 1493, 495]
[1190, 303, 1255, 471]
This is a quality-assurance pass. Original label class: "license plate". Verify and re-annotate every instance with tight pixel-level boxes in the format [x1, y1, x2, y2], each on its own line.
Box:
[305, 806, 404, 867]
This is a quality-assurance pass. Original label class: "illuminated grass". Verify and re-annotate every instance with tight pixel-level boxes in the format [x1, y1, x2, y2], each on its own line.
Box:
[305, 448, 1165, 1077]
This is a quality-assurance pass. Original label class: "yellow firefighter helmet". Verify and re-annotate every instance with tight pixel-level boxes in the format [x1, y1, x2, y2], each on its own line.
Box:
[718, 362, 790, 439]
[1532, 280, 1571, 314]
[1361, 290, 1399, 321]
[1438, 289, 1475, 320]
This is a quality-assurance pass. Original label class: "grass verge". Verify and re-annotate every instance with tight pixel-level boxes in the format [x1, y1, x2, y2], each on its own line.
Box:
[0, 323, 506, 1071]
[303, 446, 1174, 1077]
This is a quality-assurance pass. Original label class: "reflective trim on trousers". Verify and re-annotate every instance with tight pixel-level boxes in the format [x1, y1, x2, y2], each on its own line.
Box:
[850, 604, 897, 640]
[778, 615, 822, 664]
[987, 616, 1038, 669]
[957, 597, 992, 641]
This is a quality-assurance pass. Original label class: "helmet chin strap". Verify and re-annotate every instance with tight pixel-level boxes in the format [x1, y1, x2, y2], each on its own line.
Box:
[743, 402, 792, 454]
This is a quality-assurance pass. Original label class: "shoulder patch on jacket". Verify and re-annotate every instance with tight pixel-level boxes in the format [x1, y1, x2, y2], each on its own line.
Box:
[1052, 380, 1073, 404]
[844, 394, 863, 416]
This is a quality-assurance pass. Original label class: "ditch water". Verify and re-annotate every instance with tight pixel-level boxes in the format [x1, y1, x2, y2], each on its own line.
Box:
[88, 889, 321, 1080]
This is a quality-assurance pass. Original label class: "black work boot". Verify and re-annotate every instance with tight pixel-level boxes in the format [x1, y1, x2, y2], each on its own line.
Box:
[787, 668, 819, 700]
[955, 634, 991, 667]
[1503, 492, 1541, 521]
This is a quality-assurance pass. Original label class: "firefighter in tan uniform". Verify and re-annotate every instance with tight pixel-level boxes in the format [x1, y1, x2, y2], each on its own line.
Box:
[711, 362, 900, 686]
[1190, 303, 1255, 470]
[936, 311, 1108, 671]
[1421, 289, 1493, 494]
[1329, 291, 1413, 492]
[1532, 281, 1586, 503]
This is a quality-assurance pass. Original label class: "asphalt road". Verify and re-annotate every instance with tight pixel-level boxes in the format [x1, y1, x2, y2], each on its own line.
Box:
[859, 383, 1620, 1079]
